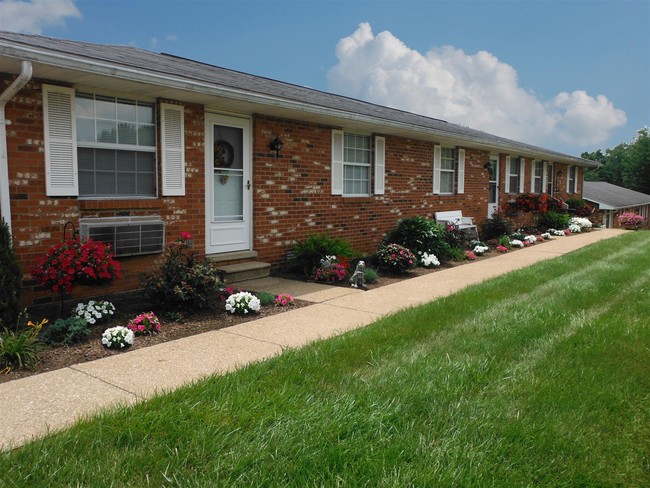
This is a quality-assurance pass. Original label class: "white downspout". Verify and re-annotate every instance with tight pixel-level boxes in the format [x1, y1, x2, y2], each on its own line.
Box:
[0, 60, 33, 239]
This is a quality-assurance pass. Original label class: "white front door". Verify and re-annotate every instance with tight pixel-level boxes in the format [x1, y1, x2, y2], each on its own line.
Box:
[487, 155, 499, 217]
[205, 113, 252, 254]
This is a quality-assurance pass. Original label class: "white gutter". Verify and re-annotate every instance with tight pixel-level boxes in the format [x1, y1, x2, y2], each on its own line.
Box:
[0, 60, 32, 238]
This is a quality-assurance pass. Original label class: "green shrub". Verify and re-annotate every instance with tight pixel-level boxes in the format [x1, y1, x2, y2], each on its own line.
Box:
[363, 267, 379, 284]
[254, 291, 276, 306]
[537, 210, 570, 231]
[291, 234, 356, 278]
[40, 317, 90, 346]
[480, 211, 512, 241]
[142, 238, 223, 311]
[497, 235, 511, 248]
[383, 216, 443, 254]
[0, 218, 22, 330]
[447, 247, 466, 261]
[376, 243, 417, 274]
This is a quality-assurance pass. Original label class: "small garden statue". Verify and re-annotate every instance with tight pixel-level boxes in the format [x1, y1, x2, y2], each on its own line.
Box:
[349, 260, 367, 290]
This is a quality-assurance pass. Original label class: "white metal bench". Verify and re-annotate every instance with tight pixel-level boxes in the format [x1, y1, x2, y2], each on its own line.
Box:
[435, 210, 478, 237]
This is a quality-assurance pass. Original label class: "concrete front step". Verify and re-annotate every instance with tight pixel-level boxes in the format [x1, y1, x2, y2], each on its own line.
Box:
[218, 261, 271, 283]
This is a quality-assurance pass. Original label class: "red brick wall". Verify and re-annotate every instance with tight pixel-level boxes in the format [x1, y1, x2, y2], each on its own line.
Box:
[3, 75, 207, 305]
[252, 116, 493, 266]
[3, 75, 587, 306]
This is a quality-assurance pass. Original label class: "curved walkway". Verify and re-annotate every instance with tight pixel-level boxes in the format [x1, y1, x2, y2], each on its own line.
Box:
[0, 229, 626, 450]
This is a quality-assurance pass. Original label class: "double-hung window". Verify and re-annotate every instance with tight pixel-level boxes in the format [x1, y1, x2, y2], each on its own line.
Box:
[343, 133, 371, 196]
[567, 165, 577, 194]
[439, 147, 455, 194]
[76, 93, 156, 198]
[532, 160, 543, 193]
[506, 156, 523, 194]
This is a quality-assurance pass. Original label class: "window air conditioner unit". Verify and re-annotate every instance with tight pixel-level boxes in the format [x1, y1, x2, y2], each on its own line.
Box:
[79, 217, 165, 257]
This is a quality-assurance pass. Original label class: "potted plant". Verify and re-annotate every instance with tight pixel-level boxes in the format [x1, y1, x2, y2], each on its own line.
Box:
[617, 212, 645, 230]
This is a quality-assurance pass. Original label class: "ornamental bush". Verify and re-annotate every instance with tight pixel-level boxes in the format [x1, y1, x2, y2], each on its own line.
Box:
[376, 243, 416, 274]
[142, 233, 223, 311]
[0, 218, 22, 330]
[291, 234, 356, 278]
[31, 238, 121, 294]
[480, 210, 512, 241]
[536, 210, 570, 231]
[383, 216, 449, 257]
[41, 317, 90, 346]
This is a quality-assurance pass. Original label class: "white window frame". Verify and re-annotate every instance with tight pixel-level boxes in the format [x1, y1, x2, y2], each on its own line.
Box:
[331, 130, 384, 197]
[567, 165, 578, 194]
[531, 160, 543, 194]
[76, 92, 157, 199]
[439, 147, 456, 194]
[506, 156, 521, 194]
[342, 132, 371, 197]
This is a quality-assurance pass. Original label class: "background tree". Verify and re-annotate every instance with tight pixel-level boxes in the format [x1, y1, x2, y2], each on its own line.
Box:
[583, 128, 650, 194]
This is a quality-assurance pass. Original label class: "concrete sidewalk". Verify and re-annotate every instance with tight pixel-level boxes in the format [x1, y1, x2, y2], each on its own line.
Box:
[0, 229, 626, 450]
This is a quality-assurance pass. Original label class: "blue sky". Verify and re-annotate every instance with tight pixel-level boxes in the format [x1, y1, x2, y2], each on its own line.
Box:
[1, 0, 648, 156]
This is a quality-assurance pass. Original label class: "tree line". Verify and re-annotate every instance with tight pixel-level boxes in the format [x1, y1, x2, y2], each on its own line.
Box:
[582, 127, 650, 195]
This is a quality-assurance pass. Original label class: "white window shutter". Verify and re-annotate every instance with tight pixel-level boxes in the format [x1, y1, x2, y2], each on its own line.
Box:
[161, 103, 185, 196]
[331, 130, 344, 195]
[542, 161, 548, 193]
[504, 156, 511, 193]
[575, 166, 580, 193]
[530, 161, 536, 192]
[519, 157, 526, 193]
[43, 85, 78, 196]
[433, 145, 441, 194]
[457, 148, 465, 194]
[374, 136, 385, 195]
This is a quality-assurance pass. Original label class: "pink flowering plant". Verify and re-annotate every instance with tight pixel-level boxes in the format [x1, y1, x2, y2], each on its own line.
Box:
[127, 312, 161, 336]
[465, 250, 477, 261]
[312, 255, 349, 283]
[275, 293, 294, 307]
[618, 212, 645, 228]
[496, 245, 509, 253]
[376, 243, 416, 274]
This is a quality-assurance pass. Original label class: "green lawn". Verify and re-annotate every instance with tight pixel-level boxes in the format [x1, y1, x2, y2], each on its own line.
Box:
[2, 232, 649, 487]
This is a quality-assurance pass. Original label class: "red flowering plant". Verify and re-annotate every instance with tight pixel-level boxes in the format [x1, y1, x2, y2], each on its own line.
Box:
[312, 255, 350, 283]
[507, 193, 548, 214]
[31, 238, 121, 294]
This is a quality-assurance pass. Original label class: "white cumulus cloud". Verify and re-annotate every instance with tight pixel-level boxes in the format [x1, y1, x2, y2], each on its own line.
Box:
[327, 23, 626, 150]
[0, 0, 81, 34]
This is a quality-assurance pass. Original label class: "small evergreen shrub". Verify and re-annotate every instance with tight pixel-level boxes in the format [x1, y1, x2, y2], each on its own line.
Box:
[480, 211, 512, 241]
[383, 217, 447, 255]
[537, 210, 570, 231]
[41, 317, 90, 346]
[255, 291, 277, 306]
[142, 233, 223, 311]
[0, 218, 22, 330]
[363, 267, 379, 284]
[291, 234, 356, 278]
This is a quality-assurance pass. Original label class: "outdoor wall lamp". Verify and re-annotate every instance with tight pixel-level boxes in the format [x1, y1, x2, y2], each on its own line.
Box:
[483, 162, 491, 170]
[556, 170, 562, 178]
[270, 136, 284, 158]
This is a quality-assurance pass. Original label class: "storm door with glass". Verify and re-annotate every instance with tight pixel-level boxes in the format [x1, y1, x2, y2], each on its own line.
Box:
[205, 114, 251, 254]
[487, 155, 499, 217]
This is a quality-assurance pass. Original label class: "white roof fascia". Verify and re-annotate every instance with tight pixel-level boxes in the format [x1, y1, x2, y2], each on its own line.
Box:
[1, 41, 597, 167]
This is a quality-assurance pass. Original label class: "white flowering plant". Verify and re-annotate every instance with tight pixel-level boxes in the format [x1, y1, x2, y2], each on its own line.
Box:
[511, 239, 524, 248]
[73, 300, 115, 325]
[524, 235, 537, 244]
[549, 229, 566, 236]
[541, 232, 552, 240]
[419, 252, 440, 268]
[568, 223, 582, 233]
[472, 245, 489, 256]
[101, 326, 134, 349]
[225, 291, 261, 315]
[569, 217, 592, 230]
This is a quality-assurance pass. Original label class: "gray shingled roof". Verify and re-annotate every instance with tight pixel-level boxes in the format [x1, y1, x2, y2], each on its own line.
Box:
[0, 30, 597, 166]
[583, 181, 650, 209]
